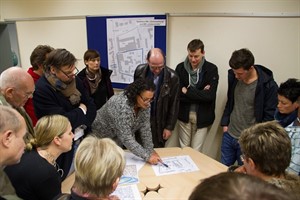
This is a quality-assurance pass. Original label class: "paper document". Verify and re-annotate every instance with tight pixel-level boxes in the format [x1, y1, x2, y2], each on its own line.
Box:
[120, 165, 139, 185]
[111, 184, 142, 200]
[124, 151, 145, 172]
[152, 155, 199, 176]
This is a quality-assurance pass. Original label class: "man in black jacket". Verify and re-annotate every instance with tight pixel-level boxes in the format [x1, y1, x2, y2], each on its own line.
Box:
[175, 39, 219, 152]
[220, 48, 278, 166]
[134, 48, 179, 148]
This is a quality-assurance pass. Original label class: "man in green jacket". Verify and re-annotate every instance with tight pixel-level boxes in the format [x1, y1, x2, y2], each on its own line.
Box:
[0, 106, 27, 200]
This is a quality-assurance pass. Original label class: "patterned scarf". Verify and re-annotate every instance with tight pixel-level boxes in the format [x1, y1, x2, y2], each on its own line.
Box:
[85, 68, 101, 94]
[45, 71, 81, 105]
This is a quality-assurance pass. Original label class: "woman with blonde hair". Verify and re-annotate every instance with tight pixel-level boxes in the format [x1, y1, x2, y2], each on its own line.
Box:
[5, 114, 74, 200]
[57, 136, 125, 200]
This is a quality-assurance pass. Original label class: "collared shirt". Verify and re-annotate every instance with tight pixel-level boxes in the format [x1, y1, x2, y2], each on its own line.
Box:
[286, 122, 300, 175]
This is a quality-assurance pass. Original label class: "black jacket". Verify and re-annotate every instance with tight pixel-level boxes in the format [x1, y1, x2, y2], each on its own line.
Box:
[77, 67, 114, 110]
[134, 64, 180, 144]
[175, 60, 219, 128]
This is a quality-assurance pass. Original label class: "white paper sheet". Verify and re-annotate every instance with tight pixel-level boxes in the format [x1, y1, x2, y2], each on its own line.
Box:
[111, 184, 142, 200]
[124, 151, 145, 172]
[152, 155, 199, 176]
[119, 165, 139, 185]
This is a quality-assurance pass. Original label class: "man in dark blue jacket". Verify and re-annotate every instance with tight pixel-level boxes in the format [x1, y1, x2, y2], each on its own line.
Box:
[220, 48, 278, 166]
[33, 49, 96, 179]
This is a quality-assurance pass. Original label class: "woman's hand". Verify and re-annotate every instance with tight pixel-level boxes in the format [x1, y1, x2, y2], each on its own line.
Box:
[147, 151, 162, 165]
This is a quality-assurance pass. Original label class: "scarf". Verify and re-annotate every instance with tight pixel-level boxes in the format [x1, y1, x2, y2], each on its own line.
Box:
[274, 109, 298, 127]
[45, 71, 81, 105]
[85, 68, 102, 94]
[183, 56, 205, 87]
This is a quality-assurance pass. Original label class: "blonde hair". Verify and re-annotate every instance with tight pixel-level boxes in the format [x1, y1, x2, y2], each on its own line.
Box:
[74, 136, 125, 197]
[28, 115, 70, 150]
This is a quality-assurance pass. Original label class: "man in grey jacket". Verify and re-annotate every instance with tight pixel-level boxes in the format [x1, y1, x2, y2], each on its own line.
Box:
[134, 48, 180, 148]
[0, 106, 26, 200]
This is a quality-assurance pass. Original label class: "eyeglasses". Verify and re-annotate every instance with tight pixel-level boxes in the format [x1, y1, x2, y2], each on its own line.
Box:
[13, 88, 34, 99]
[57, 66, 79, 78]
[149, 64, 164, 71]
[240, 154, 246, 162]
[139, 94, 154, 103]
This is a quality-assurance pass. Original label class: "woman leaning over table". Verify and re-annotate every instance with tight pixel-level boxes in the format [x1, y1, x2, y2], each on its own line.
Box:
[92, 78, 162, 164]
[5, 115, 74, 200]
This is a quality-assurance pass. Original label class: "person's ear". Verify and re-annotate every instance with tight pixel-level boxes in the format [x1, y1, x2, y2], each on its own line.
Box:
[4, 87, 14, 99]
[50, 66, 56, 74]
[112, 177, 120, 192]
[247, 157, 256, 170]
[53, 136, 61, 146]
[1, 130, 13, 147]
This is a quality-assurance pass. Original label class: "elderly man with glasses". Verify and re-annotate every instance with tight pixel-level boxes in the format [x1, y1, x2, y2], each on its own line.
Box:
[134, 48, 180, 148]
[0, 66, 35, 144]
[33, 48, 96, 180]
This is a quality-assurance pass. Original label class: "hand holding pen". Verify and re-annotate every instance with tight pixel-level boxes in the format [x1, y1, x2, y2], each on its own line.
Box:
[159, 160, 169, 168]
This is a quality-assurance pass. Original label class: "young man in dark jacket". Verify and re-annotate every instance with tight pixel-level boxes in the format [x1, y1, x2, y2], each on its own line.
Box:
[220, 48, 278, 166]
[175, 39, 219, 152]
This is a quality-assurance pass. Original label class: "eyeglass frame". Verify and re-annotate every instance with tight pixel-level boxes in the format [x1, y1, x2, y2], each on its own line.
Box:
[148, 61, 165, 71]
[12, 88, 34, 99]
[57, 66, 79, 78]
[139, 94, 154, 103]
[240, 154, 246, 163]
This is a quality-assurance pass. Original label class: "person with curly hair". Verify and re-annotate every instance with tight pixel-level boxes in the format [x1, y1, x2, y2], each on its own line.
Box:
[92, 78, 162, 164]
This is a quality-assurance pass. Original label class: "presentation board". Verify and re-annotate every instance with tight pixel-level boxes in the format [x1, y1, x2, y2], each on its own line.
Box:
[86, 14, 167, 88]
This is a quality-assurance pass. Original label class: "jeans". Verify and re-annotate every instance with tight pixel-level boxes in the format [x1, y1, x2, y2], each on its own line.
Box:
[221, 132, 243, 166]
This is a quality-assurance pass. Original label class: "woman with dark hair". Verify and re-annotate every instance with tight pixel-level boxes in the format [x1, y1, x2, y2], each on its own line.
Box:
[274, 78, 300, 174]
[92, 78, 162, 164]
[77, 49, 114, 110]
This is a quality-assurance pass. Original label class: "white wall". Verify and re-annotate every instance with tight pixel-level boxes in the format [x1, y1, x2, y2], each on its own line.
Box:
[1, 0, 299, 160]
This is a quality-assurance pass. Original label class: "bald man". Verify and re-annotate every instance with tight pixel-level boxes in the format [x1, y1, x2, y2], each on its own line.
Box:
[0, 66, 35, 143]
[134, 48, 180, 148]
[0, 105, 27, 200]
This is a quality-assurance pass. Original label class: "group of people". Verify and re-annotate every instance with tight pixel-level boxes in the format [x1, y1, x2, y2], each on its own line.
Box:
[0, 38, 299, 199]
[0, 106, 125, 200]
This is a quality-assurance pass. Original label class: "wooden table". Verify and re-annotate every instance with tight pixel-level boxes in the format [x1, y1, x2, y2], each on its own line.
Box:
[62, 147, 227, 199]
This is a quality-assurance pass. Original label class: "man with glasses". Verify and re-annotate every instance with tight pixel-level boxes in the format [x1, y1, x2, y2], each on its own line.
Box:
[175, 39, 219, 153]
[236, 121, 300, 199]
[0, 66, 35, 144]
[33, 48, 96, 180]
[134, 48, 180, 148]
[221, 48, 278, 166]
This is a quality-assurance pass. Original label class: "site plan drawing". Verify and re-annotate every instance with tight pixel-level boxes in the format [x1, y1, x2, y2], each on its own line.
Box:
[107, 17, 164, 84]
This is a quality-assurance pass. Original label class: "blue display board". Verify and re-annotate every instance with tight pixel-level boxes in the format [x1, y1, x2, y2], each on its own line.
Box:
[86, 14, 167, 89]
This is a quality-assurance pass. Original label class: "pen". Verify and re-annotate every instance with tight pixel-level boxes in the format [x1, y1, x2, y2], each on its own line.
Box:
[160, 161, 169, 168]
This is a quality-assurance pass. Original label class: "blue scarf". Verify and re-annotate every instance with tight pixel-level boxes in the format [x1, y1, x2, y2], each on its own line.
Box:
[274, 109, 298, 127]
